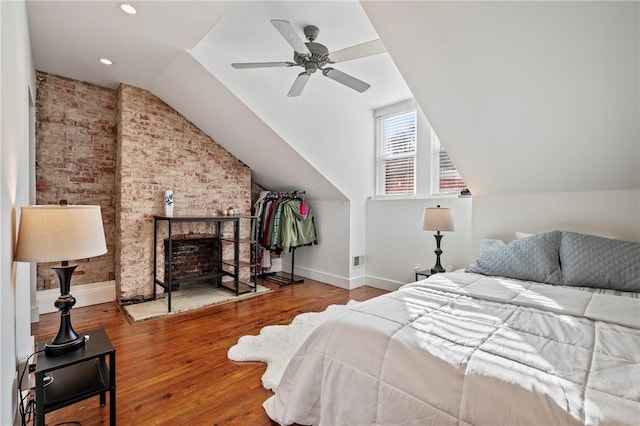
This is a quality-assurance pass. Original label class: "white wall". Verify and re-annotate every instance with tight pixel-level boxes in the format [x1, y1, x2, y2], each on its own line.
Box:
[365, 190, 639, 292]
[364, 1, 639, 196]
[152, 51, 364, 288]
[362, 2, 639, 294]
[348, 198, 367, 288]
[187, 1, 408, 289]
[289, 200, 352, 288]
[189, 40, 377, 288]
[472, 190, 640, 247]
[1, 0, 35, 423]
[365, 197, 472, 291]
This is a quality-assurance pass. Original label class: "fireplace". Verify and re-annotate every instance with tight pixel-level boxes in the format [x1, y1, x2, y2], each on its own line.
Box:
[163, 235, 220, 290]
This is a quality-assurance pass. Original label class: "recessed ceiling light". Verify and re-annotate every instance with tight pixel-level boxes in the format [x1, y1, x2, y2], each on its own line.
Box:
[99, 58, 113, 65]
[120, 4, 136, 15]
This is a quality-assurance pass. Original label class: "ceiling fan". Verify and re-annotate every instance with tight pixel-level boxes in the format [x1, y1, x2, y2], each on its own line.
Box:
[231, 19, 386, 97]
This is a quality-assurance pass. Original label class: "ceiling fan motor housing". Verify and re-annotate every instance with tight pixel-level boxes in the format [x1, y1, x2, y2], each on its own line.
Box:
[293, 41, 329, 71]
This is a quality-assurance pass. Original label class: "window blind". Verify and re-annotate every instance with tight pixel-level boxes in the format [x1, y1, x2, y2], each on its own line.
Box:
[375, 106, 417, 197]
[431, 132, 467, 195]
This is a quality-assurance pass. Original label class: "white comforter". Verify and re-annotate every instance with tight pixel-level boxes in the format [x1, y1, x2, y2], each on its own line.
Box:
[264, 272, 640, 425]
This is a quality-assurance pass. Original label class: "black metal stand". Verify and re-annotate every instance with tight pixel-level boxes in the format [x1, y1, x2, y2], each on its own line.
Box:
[46, 263, 85, 356]
[430, 232, 446, 274]
[262, 247, 304, 286]
[153, 215, 256, 312]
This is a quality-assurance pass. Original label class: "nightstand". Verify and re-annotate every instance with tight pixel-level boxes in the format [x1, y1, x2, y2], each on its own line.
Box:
[35, 328, 116, 426]
[415, 269, 433, 281]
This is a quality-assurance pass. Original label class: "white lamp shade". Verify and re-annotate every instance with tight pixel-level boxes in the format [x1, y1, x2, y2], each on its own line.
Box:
[15, 205, 107, 262]
[423, 206, 455, 232]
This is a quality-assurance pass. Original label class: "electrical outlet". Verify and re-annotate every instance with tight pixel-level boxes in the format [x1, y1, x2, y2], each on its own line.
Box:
[414, 264, 422, 271]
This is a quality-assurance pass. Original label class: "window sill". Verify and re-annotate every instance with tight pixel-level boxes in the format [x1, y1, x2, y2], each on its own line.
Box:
[370, 194, 471, 202]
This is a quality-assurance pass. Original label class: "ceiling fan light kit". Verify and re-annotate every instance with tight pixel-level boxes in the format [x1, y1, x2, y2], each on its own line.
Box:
[231, 19, 385, 97]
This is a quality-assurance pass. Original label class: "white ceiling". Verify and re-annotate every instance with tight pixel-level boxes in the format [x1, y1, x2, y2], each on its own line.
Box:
[27, 1, 233, 89]
[26, 0, 411, 200]
[193, 1, 409, 109]
[26, 1, 639, 200]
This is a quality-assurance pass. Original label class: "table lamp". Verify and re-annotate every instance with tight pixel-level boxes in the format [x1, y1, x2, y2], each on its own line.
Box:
[422, 205, 455, 274]
[15, 205, 107, 356]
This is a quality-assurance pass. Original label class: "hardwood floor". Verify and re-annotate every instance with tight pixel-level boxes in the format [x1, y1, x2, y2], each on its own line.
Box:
[30, 278, 388, 426]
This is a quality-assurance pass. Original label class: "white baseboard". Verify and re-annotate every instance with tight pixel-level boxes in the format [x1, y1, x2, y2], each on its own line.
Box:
[363, 275, 405, 292]
[30, 304, 39, 323]
[284, 264, 369, 290]
[37, 280, 116, 315]
[288, 264, 349, 289]
[348, 273, 367, 289]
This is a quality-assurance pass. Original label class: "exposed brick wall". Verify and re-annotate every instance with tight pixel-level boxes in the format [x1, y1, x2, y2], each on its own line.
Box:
[35, 72, 252, 301]
[35, 71, 116, 290]
[251, 180, 266, 210]
[116, 84, 251, 301]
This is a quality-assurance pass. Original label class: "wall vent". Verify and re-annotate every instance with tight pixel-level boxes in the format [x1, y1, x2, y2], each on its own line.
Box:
[353, 255, 365, 268]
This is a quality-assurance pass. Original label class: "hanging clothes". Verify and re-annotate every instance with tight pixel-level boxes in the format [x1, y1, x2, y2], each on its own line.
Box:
[278, 199, 317, 251]
[252, 190, 318, 253]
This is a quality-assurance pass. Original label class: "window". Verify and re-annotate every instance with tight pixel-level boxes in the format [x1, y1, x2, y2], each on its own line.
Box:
[431, 131, 467, 195]
[375, 102, 417, 197]
[374, 100, 468, 198]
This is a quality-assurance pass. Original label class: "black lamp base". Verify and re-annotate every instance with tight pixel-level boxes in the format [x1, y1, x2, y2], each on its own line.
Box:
[46, 264, 86, 356]
[430, 232, 446, 275]
[430, 265, 446, 275]
[45, 335, 85, 357]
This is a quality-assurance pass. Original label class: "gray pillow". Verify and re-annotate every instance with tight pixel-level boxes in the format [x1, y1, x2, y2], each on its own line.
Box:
[560, 231, 640, 292]
[466, 231, 562, 285]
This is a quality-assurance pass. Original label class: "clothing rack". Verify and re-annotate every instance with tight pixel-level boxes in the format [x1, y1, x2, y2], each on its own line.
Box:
[257, 189, 309, 286]
[265, 190, 305, 199]
[262, 247, 305, 286]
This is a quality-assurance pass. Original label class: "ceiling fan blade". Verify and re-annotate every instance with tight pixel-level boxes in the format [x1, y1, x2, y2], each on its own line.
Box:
[231, 62, 295, 69]
[271, 19, 310, 54]
[322, 68, 371, 93]
[287, 73, 310, 97]
[329, 39, 386, 63]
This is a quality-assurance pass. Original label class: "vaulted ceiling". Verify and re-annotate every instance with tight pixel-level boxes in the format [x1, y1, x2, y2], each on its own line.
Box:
[26, 1, 639, 200]
[364, 1, 639, 195]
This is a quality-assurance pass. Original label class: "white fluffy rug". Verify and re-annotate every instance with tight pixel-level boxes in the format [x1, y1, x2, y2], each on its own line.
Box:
[227, 301, 360, 391]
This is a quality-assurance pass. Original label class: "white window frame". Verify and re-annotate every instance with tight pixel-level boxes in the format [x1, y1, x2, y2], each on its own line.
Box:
[374, 101, 417, 198]
[431, 130, 468, 195]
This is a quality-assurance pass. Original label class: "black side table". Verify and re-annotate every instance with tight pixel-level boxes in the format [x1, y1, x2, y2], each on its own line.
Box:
[35, 328, 116, 426]
[415, 269, 433, 281]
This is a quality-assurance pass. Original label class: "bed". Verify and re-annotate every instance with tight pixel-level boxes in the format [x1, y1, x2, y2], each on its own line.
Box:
[263, 231, 640, 425]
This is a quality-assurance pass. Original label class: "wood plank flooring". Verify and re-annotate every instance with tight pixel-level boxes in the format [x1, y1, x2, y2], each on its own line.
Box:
[30, 278, 388, 426]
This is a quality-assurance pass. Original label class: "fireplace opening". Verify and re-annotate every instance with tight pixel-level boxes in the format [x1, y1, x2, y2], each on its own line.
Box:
[163, 234, 220, 290]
